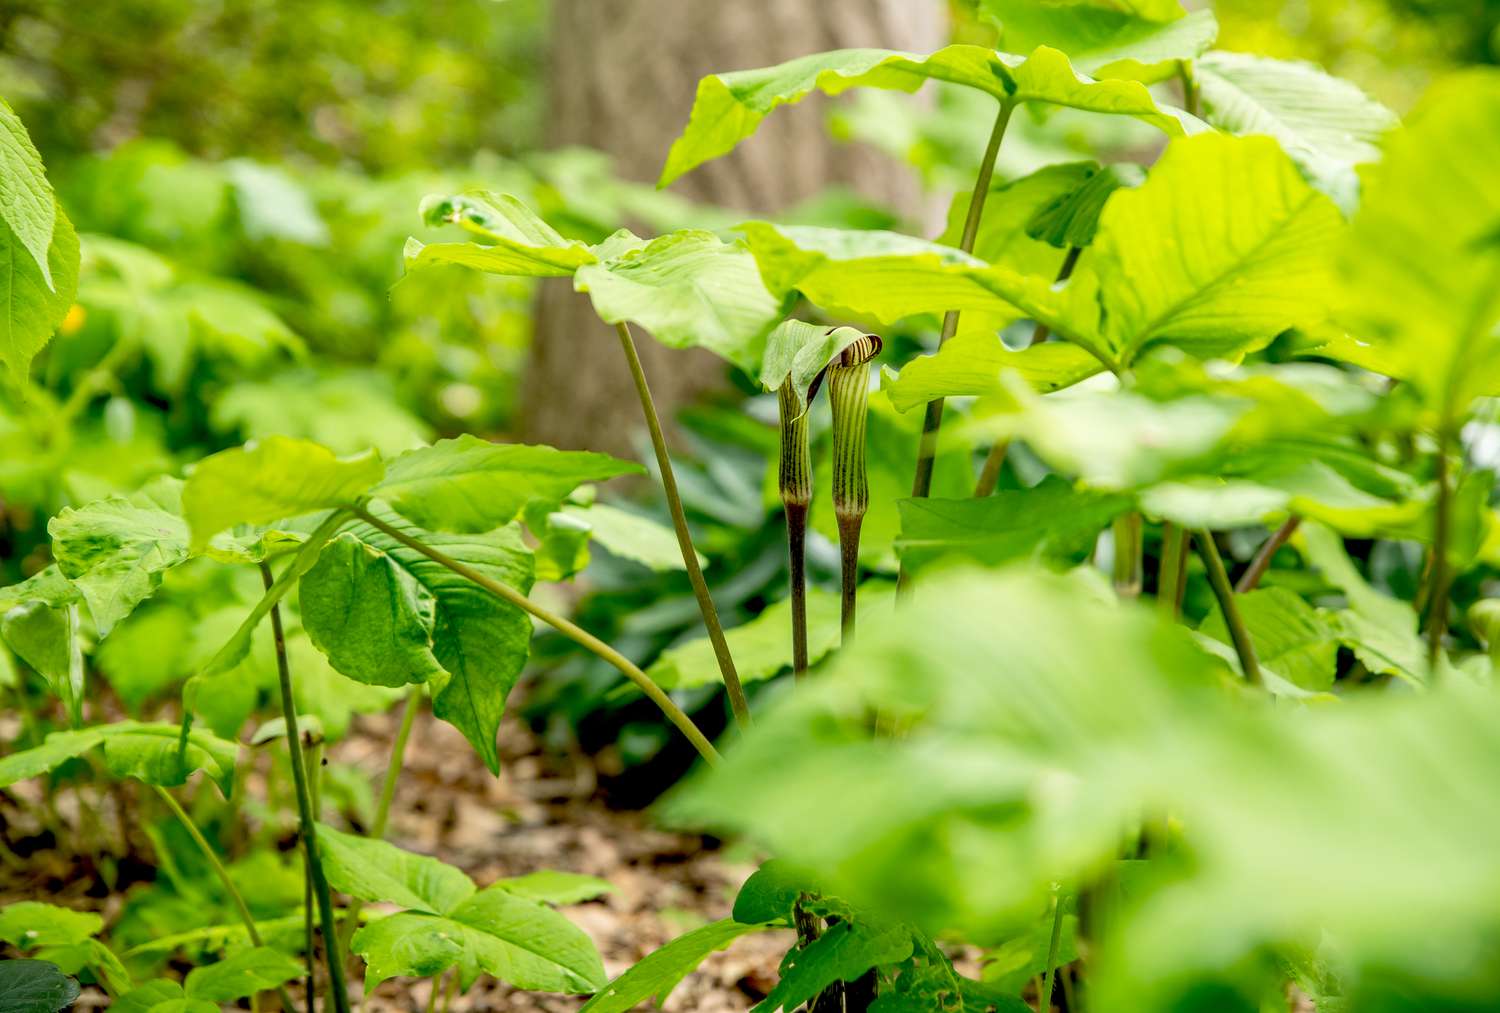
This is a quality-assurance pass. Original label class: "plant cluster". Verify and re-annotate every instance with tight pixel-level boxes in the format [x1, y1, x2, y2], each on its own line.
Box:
[3, 1, 1500, 1011]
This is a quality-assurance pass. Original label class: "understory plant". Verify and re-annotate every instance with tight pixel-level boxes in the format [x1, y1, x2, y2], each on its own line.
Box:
[4, 2, 1500, 1011]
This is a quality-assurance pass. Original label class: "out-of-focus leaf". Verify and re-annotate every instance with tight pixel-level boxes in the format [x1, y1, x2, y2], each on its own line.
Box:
[0, 202, 78, 393]
[981, 1, 1216, 82]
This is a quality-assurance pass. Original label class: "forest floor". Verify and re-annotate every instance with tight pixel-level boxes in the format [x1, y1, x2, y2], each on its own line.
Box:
[0, 703, 792, 1012]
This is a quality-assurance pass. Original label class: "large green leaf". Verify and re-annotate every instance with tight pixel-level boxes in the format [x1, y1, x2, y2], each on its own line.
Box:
[981, 1, 1216, 82]
[0, 959, 80, 1013]
[183, 436, 383, 550]
[1195, 51, 1397, 210]
[316, 823, 476, 915]
[47, 478, 190, 637]
[370, 435, 641, 535]
[0, 721, 238, 796]
[0, 100, 58, 285]
[661, 45, 1195, 186]
[885, 332, 1106, 410]
[895, 477, 1130, 572]
[1072, 132, 1344, 364]
[1, 202, 79, 393]
[182, 947, 303, 1003]
[302, 510, 533, 772]
[407, 191, 596, 277]
[573, 230, 783, 376]
[0, 903, 102, 948]
[493, 871, 613, 907]
[352, 887, 605, 994]
[578, 919, 771, 1013]
[1337, 69, 1500, 419]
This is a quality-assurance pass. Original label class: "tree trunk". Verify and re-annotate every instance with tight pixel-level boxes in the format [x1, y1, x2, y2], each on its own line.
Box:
[525, 0, 944, 454]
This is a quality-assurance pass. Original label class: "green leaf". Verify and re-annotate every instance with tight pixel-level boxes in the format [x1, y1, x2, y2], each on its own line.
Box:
[940, 163, 1102, 269]
[647, 589, 845, 691]
[1195, 51, 1397, 211]
[0, 902, 103, 948]
[303, 511, 534, 772]
[895, 477, 1131, 573]
[1077, 133, 1344, 364]
[885, 333, 1106, 411]
[494, 871, 614, 906]
[405, 191, 597, 278]
[0, 721, 238, 796]
[732, 860, 824, 926]
[556, 503, 698, 572]
[1299, 522, 1426, 685]
[47, 478, 191, 637]
[352, 887, 605, 993]
[661, 45, 1194, 187]
[573, 230, 783, 376]
[1337, 69, 1500, 418]
[578, 919, 771, 1013]
[981, 2, 1216, 82]
[1200, 587, 1339, 691]
[1, 201, 79, 393]
[182, 946, 303, 1002]
[183, 436, 383, 550]
[370, 434, 641, 535]
[1024, 163, 1145, 250]
[0, 959, 80, 1013]
[0, 601, 83, 725]
[112, 981, 216, 1013]
[757, 918, 914, 1013]
[316, 822, 476, 915]
[0, 100, 58, 285]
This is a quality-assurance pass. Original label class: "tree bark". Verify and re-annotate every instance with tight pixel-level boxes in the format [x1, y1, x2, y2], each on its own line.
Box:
[525, 0, 944, 454]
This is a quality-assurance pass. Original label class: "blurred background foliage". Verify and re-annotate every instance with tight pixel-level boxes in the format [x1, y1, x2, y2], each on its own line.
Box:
[0, 0, 1495, 771]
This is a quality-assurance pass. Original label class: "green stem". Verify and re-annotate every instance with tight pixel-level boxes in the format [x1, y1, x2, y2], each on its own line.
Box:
[909, 100, 1016, 504]
[1111, 513, 1143, 599]
[373, 689, 420, 839]
[1426, 428, 1457, 667]
[1194, 531, 1262, 685]
[1158, 523, 1187, 619]
[259, 564, 352, 1013]
[153, 786, 297, 1013]
[352, 508, 721, 766]
[1235, 515, 1301, 594]
[1039, 890, 1066, 1013]
[787, 503, 810, 678]
[1179, 60, 1201, 118]
[613, 320, 750, 728]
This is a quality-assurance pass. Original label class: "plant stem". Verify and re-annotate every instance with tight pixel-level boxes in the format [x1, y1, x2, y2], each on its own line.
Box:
[1426, 428, 1456, 667]
[1194, 531, 1262, 685]
[259, 564, 352, 1013]
[828, 337, 877, 639]
[1111, 513, 1143, 598]
[353, 508, 722, 766]
[909, 100, 1015, 504]
[612, 320, 750, 728]
[778, 381, 813, 679]
[373, 689, 420, 839]
[153, 786, 298, 1013]
[1158, 523, 1187, 619]
[1235, 516, 1301, 593]
[1040, 890, 1066, 1013]
[1179, 60, 1201, 118]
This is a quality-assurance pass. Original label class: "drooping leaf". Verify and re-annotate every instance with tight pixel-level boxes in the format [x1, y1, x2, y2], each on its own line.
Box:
[757, 918, 914, 1013]
[573, 230, 783, 376]
[981, 1, 1217, 82]
[1337, 69, 1500, 418]
[47, 478, 191, 637]
[661, 45, 1195, 187]
[183, 436, 383, 550]
[578, 919, 771, 1013]
[1195, 51, 1397, 210]
[182, 947, 303, 1003]
[370, 435, 641, 535]
[494, 871, 614, 907]
[0, 721, 237, 795]
[895, 477, 1131, 572]
[0, 202, 79, 393]
[316, 823, 476, 915]
[0, 600, 84, 725]
[0, 959, 80, 1013]
[0, 100, 58, 285]
[302, 510, 534, 772]
[732, 860, 825, 926]
[352, 887, 605, 994]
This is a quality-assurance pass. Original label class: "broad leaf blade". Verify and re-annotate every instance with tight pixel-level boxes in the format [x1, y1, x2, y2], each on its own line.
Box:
[0, 203, 78, 393]
[183, 947, 304, 1002]
[316, 823, 475, 915]
[982, 2, 1216, 81]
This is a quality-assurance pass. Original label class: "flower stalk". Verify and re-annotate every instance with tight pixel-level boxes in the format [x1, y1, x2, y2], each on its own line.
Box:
[777, 380, 814, 678]
[826, 335, 880, 639]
